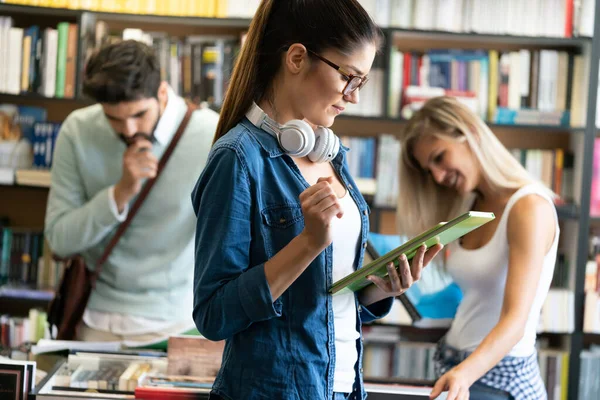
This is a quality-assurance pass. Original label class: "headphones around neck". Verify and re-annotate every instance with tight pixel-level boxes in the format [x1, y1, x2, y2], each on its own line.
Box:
[245, 102, 340, 163]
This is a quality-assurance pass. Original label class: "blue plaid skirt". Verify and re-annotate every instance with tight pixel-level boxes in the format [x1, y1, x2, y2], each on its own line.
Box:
[434, 339, 547, 400]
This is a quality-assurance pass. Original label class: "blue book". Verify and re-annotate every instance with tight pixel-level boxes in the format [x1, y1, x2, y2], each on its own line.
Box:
[32, 121, 61, 168]
[16, 105, 47, 142]
[24, 26, 40, 92]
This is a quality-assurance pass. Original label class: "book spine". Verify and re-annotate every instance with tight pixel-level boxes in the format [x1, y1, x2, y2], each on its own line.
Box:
[55, 22, 69, 98]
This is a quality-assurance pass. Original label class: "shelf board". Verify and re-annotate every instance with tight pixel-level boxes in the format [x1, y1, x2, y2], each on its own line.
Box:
[0, 169, 52, 189]
[0, 3, 82, 17]
[0, 286, 54, 317]
[0, 286, 54, 302]
[92, 11, 252, 28]
[0, 92, 88, 104]
[370, 203, 580, 221]
[389, 28, 591, 52]
[334, 115, 583, 138]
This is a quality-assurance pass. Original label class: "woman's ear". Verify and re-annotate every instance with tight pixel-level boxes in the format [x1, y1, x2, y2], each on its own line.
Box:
[284, 43, 309, 75]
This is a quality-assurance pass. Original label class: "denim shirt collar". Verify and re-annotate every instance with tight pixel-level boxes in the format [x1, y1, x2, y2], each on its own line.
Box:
[241, 117, 349, 166]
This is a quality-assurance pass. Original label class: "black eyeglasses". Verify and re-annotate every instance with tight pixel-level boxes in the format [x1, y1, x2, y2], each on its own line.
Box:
[307, 49, 369, 96]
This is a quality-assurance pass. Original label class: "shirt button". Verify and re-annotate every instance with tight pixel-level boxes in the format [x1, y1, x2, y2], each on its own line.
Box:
[362, 209, 368, 215]
[363, 242, 367, 248]
[358, 305, 362, 313]
[360, 368, 364, 374]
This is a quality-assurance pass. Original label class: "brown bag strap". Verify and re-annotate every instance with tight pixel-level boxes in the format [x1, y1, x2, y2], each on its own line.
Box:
[95, 102, 197, 275]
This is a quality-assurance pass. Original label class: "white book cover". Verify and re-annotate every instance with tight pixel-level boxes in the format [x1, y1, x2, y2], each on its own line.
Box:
[519, 49, 531, 101]
[0, 17, 14, 93]
[508, 51, 521, 110]
[0, 17, 9, 93]
[390, 0, 413, 28]
[451, 0, 464, 32]
[387, 49, 404, 117]
[6, 27, 23, 95]
[41, 28, 58, 98]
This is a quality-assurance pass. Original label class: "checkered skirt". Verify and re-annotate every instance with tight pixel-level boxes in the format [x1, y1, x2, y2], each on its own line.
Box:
[434, 340, 547, 400]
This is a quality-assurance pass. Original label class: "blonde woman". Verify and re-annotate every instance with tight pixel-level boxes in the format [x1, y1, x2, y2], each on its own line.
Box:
[398, 96, 558, 400]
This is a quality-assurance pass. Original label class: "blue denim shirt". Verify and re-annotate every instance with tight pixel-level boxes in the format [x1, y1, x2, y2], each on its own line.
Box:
[191, 119, 394, 400]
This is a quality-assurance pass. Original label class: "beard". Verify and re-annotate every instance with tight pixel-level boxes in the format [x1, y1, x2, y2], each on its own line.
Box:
[117, 108, 161, 147]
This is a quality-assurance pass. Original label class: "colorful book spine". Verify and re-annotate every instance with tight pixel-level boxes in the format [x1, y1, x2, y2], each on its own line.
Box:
[54, 22, 69, 98]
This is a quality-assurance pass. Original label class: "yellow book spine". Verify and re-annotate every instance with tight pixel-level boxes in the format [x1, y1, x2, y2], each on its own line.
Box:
[216, 0, 228, 17]
[560, 353, 569, 400]
[198, 0, 208, 17]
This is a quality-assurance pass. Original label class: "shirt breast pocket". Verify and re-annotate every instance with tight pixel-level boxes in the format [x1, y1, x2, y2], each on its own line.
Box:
[261, 204, 304, 257]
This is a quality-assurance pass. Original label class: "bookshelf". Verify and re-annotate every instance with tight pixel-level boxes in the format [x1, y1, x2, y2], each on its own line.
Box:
[1, 1, 600, 398]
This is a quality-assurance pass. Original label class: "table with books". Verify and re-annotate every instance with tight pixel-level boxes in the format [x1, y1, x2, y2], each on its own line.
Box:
[0, 334, 446, 399]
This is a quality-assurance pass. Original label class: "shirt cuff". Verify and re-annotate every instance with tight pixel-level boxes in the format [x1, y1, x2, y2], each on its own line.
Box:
[238, 263, 283, 322]
[359, 296, 394, 324]
[108, 186, 129, 222]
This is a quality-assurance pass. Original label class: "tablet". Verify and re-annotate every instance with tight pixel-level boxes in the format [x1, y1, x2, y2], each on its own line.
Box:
[329, 211, 495, 294]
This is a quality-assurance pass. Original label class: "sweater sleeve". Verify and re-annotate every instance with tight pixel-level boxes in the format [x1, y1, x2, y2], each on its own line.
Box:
[44, 116, 122, 258]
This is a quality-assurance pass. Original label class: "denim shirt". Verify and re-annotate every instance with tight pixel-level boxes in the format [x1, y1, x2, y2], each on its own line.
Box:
[191, 119, 393, 400]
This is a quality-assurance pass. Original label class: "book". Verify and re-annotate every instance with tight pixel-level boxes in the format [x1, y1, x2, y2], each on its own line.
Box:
[364, 240, 422, 322]
[167, 335, 224, 379]
[366, 232, 462, 328]
[330, 211, 495, 294]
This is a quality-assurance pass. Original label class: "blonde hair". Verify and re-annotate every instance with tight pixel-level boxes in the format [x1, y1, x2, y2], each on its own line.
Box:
[397, 96, 554, 237]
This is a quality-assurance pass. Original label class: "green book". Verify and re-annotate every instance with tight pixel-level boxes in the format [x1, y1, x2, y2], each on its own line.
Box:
[330, 211, 495, 294]
[55, 22, 69, 98]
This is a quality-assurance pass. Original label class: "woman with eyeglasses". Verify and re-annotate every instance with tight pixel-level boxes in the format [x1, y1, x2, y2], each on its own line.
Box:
[190, 1, 442, 399]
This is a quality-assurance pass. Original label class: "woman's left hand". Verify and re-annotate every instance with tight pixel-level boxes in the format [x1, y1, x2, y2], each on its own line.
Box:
[367, 243, 443, 296]
[430, 368, 473, 400]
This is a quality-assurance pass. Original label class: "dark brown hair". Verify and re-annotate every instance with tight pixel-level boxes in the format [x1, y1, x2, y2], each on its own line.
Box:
[213, 0, 382, 144]
[83, 40, 161, 103]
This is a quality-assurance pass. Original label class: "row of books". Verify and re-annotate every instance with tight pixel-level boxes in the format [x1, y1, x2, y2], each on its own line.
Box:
[346, 134, 576, 208]
[6, 0, 589, 38]
[110, 23, 386, 116]
[3, 0, 239, 18]
[362, 327, 572, 400]
[0, 228, 44, 286]
[362, 0, 589, 38]
[0, 18, 78, 98]
[389, 48, 572, 126]
[363, 339, 437, 381]
[0, 227, 65, 291]
[379, 286, 575, 334]
[90, 21, 240, 107]
[0, 308, 47, 350]
[0, 103, 63, 171]
[508, 149, 575, 203]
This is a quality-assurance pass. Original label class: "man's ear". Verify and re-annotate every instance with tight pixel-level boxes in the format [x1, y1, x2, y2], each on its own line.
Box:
[284, 43, 309, 75]
[157, 81, 169, 110]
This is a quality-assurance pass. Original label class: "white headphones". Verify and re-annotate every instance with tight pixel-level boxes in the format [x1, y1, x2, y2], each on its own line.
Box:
[245, 102, 340, 163]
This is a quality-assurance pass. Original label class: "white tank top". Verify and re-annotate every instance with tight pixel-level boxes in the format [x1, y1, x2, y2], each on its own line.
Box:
[331, 191, 362, 392]
[444, 184, 559, 357]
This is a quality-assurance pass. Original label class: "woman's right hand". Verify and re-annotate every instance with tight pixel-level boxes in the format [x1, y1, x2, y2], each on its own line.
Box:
[299, 176, 344, 251]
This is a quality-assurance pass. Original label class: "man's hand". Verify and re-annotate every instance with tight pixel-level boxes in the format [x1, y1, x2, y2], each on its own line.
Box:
[114, 139, 158, 212]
